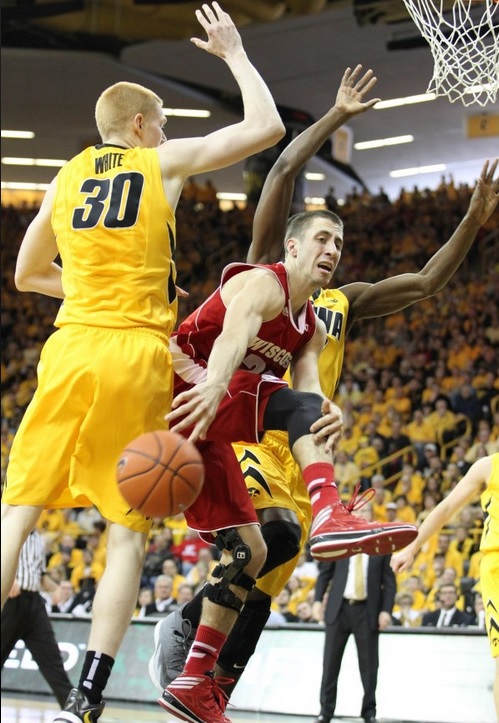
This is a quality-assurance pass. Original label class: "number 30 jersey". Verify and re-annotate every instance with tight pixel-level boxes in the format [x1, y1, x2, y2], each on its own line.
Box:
[52, 143, 177, 334]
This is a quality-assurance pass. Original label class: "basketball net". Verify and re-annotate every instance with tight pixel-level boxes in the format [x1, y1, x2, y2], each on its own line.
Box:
[401, 0, 499, 106]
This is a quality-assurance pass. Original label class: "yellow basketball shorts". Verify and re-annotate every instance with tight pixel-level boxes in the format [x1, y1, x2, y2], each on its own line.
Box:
[233, 430, 312, 598]
[480, 551, 499, 658]
[3, 325, 173, 534]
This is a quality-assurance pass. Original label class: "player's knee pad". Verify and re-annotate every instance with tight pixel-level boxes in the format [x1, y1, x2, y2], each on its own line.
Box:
[217, 597, 272, 674]
[203, 560, 257, 613]
[286, 392, 324, 448]
[257, 519, 302, 578]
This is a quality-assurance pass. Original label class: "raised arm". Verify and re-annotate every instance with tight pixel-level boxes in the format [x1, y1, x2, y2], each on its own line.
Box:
[161, 2, 284, 203]
[390, 455, 491, 573]
[343, 157, 499, 327]
[247, 65, 380, 264]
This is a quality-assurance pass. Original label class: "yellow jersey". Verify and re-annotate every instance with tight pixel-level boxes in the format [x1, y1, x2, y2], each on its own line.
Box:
[52, 144, 177, 334]
[480, 452, 499, 552]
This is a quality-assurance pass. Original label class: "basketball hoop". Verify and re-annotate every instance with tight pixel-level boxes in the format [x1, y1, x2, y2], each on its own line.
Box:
[400, 0, 499, 106]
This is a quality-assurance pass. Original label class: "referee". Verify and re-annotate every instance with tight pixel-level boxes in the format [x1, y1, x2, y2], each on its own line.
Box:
[1, 529, 73, 708]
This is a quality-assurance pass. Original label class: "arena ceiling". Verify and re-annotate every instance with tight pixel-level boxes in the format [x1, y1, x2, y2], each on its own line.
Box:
[2, 0, 498, 201]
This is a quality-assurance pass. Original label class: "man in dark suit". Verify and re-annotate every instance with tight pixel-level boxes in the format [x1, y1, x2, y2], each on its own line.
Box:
[421, 583, 473, 627]
[312, 505, 396, 723]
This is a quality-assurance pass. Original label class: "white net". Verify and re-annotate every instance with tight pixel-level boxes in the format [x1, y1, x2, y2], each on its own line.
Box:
[401, 0, 499, 105]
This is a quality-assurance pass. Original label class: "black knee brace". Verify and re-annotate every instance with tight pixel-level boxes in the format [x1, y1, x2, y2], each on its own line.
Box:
[257, 519, 302, 578]
[217, 597, 272, 675]
[263, 387, 324, 448]
[203, 528, 257, 613]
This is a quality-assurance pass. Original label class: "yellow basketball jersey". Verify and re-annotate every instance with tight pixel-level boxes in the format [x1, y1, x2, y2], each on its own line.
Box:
[52, 144, 177, 334]
[279, 287, 348, 395]
[480, 453, 499, 552]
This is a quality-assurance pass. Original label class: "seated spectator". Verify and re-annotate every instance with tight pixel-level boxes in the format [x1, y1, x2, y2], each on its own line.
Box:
[47, 533, 83, 580]
[427, 396, 458, 448]
[160, 557, 187, 598]
[421, 583, 473, 627]
[295, 600, 319, 624]
[382, 418, 412, 479]
[144, 574, 179, 617]
[334, 449, 361, 497]
[141, 531, 174, 586]
[391, 592, 422, 627]
[394, 494, 417, 524]
[171, 527, 214, 575]
[405, 408, 437, 469]
[176, 583, 195, 606]
[134, 587, 154, 618]
[465, 423, 498, 462]
[273, 587, 299, 622]
[184, 548, 217, 593]
[51, 580, 78, 614]
[70, 548, 104, 593]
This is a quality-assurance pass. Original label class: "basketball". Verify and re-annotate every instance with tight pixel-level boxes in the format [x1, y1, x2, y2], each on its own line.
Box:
[116, 430, 204, 519]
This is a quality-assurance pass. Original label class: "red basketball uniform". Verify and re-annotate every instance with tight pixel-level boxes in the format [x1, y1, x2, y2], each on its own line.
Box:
[172, 261, 317, 538]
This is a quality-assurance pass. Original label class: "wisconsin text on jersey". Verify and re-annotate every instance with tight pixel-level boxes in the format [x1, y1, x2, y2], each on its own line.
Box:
[247, 338, 293, 368]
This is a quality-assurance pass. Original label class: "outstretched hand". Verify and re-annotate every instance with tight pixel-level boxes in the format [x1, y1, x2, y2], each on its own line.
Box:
[309, 399, 344, 454]
[191, 2, 243, 59]
[165, 381, 226, 443]
[334, 64, 381, 116]
[467, 157, 499, 226]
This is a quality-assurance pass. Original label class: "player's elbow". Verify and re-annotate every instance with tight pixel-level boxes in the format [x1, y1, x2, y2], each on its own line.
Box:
[256, 117, 286, 150]
[14, 266, 31, 292]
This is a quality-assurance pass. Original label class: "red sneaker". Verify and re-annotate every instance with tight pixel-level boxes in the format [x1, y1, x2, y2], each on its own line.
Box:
[158, 672, 231, 723]
[309, 486, 417, 560]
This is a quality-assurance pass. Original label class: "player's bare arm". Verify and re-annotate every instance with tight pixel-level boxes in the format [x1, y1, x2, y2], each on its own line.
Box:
[14, 179, 64, 299]
[247, 64, 381, 265]
[289, 322, 343, 453]
[343, 157, 499, 326]
[390, 455, 491, 573]
[166, 269, 285, 441]
[159, 2, 284, 204]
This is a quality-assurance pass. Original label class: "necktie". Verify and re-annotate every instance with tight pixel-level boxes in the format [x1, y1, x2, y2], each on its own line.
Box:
[354, 554, 365, 599]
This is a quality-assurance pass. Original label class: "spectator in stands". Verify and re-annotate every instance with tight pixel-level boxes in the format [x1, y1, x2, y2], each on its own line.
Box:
[141, 532, 174, 587]
[51, 580, 78, 614]
[391, 592, 422, 627]
[273, 587, 299, 622]
[296, 600, 319, 624]
[421, 583, 472, 627]
[144, 575, 179, 618]
[405, 408, 437, 469]
[70, 548, 105, 594]
[427, 396, 459, 449]
[383, 419, 412, 480]
[134, 587, 154, 618]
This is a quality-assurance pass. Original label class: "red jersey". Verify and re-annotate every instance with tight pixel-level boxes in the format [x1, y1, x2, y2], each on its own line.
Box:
[172, 262, 317, 380]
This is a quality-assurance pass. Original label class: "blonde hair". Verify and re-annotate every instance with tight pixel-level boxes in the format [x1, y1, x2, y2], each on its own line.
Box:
[95, 81, 163, 139]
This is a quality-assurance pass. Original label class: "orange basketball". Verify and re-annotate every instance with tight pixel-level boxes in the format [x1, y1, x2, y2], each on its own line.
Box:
[116, 430, 204, 519]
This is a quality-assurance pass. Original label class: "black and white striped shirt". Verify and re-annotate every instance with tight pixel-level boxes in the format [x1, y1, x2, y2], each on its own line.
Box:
[17, 530, 45, 592]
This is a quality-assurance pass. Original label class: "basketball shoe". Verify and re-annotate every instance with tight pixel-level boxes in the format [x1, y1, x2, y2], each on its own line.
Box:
[149, 602, 196, 692]
[52, 687, 105, 722]
[309, 486, 418, 560]
[158, 671, 231, 723]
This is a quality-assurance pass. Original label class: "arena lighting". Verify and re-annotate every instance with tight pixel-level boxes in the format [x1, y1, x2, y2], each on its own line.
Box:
[1, 182, 50, 191]
[216, 192, 247, 201]
[2, 157, 67, 167]
[163, 108, 211, 118]
[374, 93, 437, 109]
[1, 131, 35, 139]
[305, 172, 326, 180]
[390, 163, 446, 178]
[354, 135, 414, 150]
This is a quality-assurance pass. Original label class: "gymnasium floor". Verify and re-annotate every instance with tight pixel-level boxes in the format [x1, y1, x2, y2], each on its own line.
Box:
[0, 693, 437, 723]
